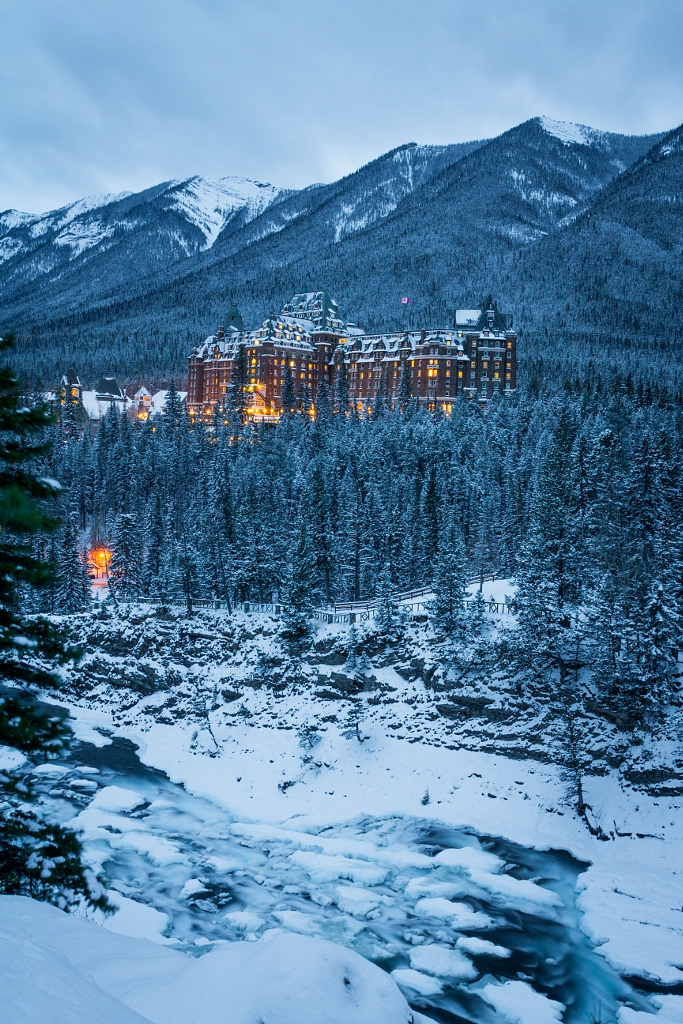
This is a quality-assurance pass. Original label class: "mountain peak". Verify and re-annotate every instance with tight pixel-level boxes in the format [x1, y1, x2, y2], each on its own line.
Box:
[536, 116, 600, 146]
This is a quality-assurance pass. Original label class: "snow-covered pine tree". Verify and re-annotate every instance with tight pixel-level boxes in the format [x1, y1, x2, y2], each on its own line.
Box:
[432, 516, 467, 635]
[300, 382, 312, 417]
[315, 380, 332, 422]
[108, 512, 141, 601]
[0, 334, 107, 909]
[281, 523, 317, 641]
[333, 350, 350, 416]
[163, 378, 183, 430]
[635, 583, 679, 722]
[227, 346, 248, 426]
[375, 562, 399, 635]
[308, 459, 334, 606]
[142, 490, 165, 597]
[280, 363, 296, 417]
[177, 529, 201, 614]
[372, 370, 388, 419]
[55, 512, 91, 613]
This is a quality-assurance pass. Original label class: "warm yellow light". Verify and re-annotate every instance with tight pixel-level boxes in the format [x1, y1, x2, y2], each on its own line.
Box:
[89, 546, 112, 577]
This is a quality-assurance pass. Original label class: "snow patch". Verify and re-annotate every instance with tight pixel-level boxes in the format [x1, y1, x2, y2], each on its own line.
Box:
[391, 967, 444, 996]
[167, 176, 284, 250]
[103, 890, 172, 944]
[413, 897, 493, 928]
[409, 943, 477, 979]
[480, 979, 565, 1023]
[539, 116, 600, 146]
[90, 785, 146, 813]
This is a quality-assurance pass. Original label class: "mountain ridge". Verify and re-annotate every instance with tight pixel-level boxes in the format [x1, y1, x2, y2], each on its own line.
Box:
[0, 117, 672, 384]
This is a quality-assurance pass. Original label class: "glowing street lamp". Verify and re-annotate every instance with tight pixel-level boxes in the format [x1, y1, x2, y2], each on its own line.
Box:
[89, 546, 112, 581]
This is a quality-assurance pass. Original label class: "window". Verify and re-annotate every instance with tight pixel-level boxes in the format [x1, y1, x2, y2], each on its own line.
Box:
[506, 372, 511, 379]
[445, 371, 450, 377]
[458, 371, 463, 378]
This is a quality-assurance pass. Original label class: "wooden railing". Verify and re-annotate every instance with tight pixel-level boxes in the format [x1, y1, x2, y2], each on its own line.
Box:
[329, 574, 498, 613]
[112, 573, 511, 623]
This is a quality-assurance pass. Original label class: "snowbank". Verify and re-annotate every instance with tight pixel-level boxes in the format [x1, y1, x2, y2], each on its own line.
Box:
[0, 895, 419, 1024]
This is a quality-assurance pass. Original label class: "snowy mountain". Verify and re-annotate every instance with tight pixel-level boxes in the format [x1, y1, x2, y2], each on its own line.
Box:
[0, 176, 289, 316]
[0, 140, 482, 340]
[0, 117, 670, 382]
[505, 119, 683, 342]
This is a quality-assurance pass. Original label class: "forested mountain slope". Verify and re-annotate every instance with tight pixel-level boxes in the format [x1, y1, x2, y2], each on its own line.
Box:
[0, 118, 668, 385]
[0, 141, 481, 329]
[267, 117, 663, 335]
[504, 121, 683, 357]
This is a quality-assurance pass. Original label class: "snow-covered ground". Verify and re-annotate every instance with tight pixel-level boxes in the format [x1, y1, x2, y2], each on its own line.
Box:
[2, 895, 423, 1024]
[81, 703, 683, 986]
[4, 601, 683, 1022]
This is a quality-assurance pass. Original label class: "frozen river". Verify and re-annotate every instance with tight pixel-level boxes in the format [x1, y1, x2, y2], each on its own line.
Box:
[32, 736, 656, 1024]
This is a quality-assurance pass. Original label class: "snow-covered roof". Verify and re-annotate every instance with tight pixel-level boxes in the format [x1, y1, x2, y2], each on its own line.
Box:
[455, 310, 481, 328]
[150, 390, 188, 416]
[82, 390, 132, 420]
[134, 387, 151, 400]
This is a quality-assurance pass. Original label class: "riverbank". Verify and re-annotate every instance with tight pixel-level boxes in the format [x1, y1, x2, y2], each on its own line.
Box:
[65, 693, 683, 998]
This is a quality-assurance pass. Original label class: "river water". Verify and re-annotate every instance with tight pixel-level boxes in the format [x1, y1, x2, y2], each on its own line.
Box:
[36, 737, 655, 1024]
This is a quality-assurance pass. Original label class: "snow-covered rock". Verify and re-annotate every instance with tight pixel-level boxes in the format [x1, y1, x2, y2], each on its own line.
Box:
[0, 896, 418, 1024]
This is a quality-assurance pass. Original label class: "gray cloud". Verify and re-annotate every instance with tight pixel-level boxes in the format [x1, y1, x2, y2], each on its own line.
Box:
[1, 0, 682, 213]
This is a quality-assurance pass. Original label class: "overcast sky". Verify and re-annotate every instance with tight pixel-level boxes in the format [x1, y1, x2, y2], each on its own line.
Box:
[2, 0, 682, 213]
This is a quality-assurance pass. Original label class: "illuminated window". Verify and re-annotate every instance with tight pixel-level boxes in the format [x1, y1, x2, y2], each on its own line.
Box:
[458, 371, 463, 378]
[506, 372, 511, 379]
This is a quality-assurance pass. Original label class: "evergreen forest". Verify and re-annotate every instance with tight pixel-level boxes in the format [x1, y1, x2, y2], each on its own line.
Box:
[43, 363, 683, 732]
